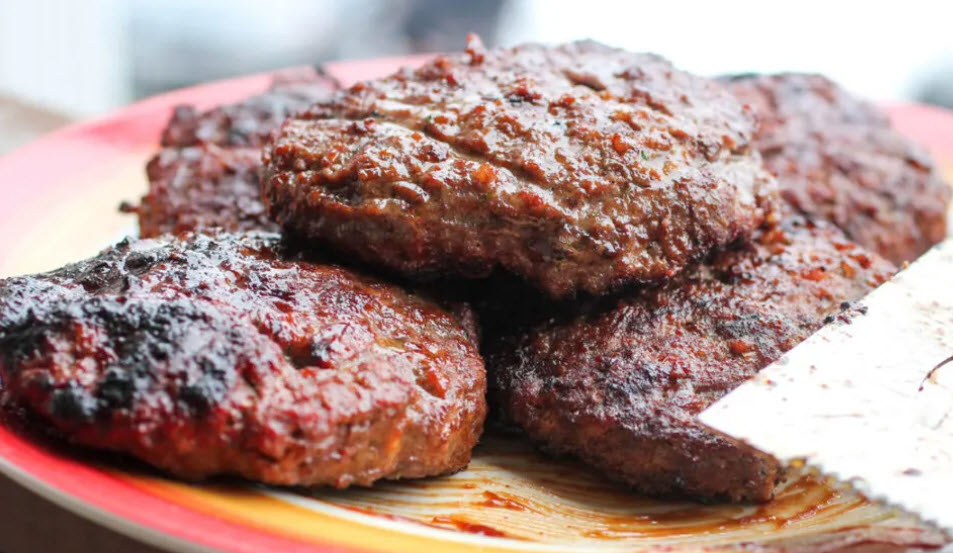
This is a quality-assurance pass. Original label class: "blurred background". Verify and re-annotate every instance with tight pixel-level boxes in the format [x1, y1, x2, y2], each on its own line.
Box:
[1, 0, 952, 152]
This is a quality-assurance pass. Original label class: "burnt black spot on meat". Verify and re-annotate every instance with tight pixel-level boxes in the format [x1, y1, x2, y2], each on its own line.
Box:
[714, 313, 762, 340]
[98, 367, 137, 410]
[0, 310, 54, 370]
[50, 383, 97, 422]
[180, 360, 231, 413]
[74, 260, 124, 294]
[123, 249, 167, 276]
[596, 351, 668, 399]
[4, 295, 243, 418]
[88, 300, 238, 414]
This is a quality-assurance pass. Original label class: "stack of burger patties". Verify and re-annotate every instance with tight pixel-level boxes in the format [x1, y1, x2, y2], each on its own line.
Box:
[0, 36, 948, 503]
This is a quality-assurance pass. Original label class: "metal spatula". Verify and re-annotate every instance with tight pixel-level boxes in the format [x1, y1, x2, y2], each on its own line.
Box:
[701, 238, 953, 532]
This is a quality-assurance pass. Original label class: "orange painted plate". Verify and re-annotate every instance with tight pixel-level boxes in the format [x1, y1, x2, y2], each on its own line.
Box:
[0, 58, 952, 553]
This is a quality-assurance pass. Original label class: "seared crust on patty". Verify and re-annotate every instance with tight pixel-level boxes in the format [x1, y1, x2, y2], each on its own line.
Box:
[722, 73, 951, 264]
[264, 36, 778, 298]
[486, 218, 894, 502]
[0, 231, 486, 487]
[139, 146, 277, 238]
[132, 68, 339, 237]
[161, 67, 339, 148]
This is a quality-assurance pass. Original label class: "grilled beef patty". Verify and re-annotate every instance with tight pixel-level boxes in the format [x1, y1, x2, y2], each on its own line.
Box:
[263, 36, 778, 298]
[139, 146, 276, 237]
[486, 217, 894, 502]
[133, 68, 339, 238]
[0, 231, 486, 487]
[161, 67, 340, 148]
[723, 73, 951, 264]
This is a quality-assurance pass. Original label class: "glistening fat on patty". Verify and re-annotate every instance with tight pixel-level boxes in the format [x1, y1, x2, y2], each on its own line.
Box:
[263, 36, 779, 298]
[486, 217, 894, 502]
[0, 231, 486, 488]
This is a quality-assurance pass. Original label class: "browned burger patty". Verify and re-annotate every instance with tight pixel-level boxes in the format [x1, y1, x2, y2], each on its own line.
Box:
[487, 217, 894, 502]
[722, 73, 951, 264]
[139, 146, 275, 238]
[161, 67, 340, 148]
[133, 69, 339, 238]
[263, 36, 778, 298]
[0, 231, 486, 487]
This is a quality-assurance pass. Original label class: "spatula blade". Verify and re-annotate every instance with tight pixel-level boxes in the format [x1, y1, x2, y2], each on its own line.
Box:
[701, 239, 953, 532]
